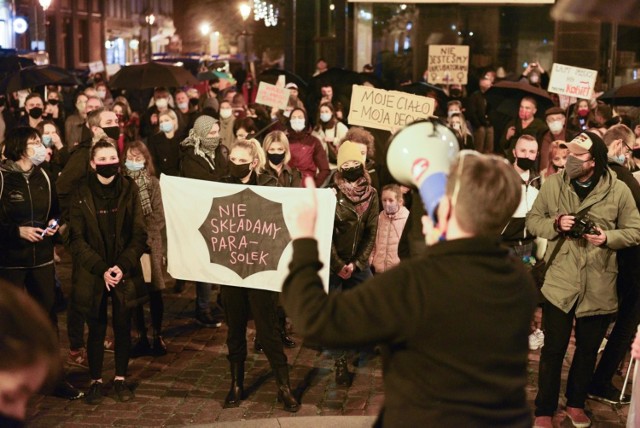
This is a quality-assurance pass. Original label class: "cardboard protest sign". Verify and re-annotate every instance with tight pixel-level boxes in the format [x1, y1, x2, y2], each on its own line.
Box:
[88, 60, 105, 74]
[427, 45, 469, 85]
[160, 175, 336, 292]
[255, 81, 291, 110]
[348, 85, 435, 132]
[548, 63, 598, 99]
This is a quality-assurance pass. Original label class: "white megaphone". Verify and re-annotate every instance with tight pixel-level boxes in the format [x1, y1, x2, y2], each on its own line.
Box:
[387, 119, 460, 221]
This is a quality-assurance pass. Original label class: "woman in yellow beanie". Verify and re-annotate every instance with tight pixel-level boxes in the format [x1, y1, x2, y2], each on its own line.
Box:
[329, 140, 379, 386]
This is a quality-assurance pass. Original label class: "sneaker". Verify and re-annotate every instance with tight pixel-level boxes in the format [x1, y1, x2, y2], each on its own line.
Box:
[196, 310, 221, 328]
[104, 337, 114, 353]
[565, 406, 591, 428]
[84, 381, 104, 405]
[588, 384, 631, 405]
[52, 380, 84, 400]
[152, 336, 168, 356]
[598, 337, 608, 353]
[113, 379, 134, 402]
[529, 329, 545, 351]
[67, 348, 88, 369]
[130, 336, 152, 358]
[533, 416, 553, 428]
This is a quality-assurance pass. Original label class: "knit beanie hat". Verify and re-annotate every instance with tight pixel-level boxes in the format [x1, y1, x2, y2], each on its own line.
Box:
[337, 141, 366, 168]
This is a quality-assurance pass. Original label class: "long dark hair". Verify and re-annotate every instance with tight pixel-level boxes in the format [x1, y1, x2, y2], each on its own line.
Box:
[123, 140, 157, 177]
[3, 126, 40, 161]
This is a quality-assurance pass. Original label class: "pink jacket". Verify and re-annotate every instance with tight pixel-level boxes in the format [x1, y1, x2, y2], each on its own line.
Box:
[370, 206, 410, 273]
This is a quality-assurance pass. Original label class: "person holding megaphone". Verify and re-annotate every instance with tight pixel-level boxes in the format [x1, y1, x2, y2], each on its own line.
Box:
[281, 120, 536, 427]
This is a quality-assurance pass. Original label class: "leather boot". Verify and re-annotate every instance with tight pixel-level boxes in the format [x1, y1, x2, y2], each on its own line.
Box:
[274, 366, 299, 412]
[224, 362, 244, 408]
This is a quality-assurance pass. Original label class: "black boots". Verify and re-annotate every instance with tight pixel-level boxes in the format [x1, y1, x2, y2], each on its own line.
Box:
[224, 362, 244, 408]
[274, 366, 300, 412]
[335, 357, 352, 386]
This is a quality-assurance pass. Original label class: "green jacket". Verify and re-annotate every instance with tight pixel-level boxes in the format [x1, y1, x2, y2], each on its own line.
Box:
[526, 169, 640, 317]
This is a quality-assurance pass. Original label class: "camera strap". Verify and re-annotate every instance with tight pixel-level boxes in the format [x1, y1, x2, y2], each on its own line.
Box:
[542, 205, 592, 274]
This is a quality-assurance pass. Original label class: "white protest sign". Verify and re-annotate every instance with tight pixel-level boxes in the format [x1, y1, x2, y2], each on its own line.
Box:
[548, 63, 598, 100]
[255, 81, 291, 110]
[348, 85, 435, 132]
[88, 60, 105, 74]
[427, 45, 469, 85]
[160, 175, 335, 292]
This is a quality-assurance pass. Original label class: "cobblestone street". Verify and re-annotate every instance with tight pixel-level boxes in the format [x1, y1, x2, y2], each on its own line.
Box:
[25, 249, 631, 427]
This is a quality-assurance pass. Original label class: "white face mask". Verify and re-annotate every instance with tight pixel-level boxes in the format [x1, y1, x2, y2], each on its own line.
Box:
[547, 120, 564, 134]
[219, 108, 233, 119]
[290, 118, 305, 132]
[29, 144, 48, 166]
[177, 102, 189, 110]
[155, 98, 168, 109]
[320, 112, 332, 123]
[96, 90, 107, 99]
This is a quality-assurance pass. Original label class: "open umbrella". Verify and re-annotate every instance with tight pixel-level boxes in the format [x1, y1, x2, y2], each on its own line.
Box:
[108, 62, 198, 90]
[0, 55, 36, 77]
[397, 81, 448, 109]
[486, 80, 554, 118]
[598, 81, 640, 106]
[259, 68, 307, 90]
[0, 64, 81, 93]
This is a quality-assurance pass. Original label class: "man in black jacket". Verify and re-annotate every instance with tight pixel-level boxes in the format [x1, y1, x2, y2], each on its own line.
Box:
[589, 124, 640, 405]
[282, 153, 536, 427]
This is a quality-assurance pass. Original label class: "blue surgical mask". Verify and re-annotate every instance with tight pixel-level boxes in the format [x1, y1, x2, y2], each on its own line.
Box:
[29, 144, 47, 166]
[159, 121, 174, 133]
[42, 134, 53, 147]
[125, 160, 145, 171]
[320, 112, 332, 123]
[613, 154, 626, 165]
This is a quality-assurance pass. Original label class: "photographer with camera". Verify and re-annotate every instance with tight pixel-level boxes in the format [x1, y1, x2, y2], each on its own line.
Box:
[526, 131, 640, 428]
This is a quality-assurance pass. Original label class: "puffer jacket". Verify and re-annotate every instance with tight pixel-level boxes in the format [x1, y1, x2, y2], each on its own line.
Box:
[526, 168, 640, 317]
[0, 162, 59, 268]
[331, 186, 379, 273]
[370, 206, 409, 273]
[68, 175, 148, 317]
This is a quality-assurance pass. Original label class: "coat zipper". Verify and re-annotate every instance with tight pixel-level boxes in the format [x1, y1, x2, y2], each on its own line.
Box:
[25, 175, 36, 265]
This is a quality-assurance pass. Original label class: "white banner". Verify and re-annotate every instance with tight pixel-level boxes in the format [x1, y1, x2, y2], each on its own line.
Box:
[160, 175, 335, 292]
[548, 63, 598, 100]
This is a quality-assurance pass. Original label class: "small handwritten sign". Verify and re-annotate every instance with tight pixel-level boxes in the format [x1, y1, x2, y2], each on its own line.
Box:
[88, 60, 105, 74]
[348, 85, 435, 132]
[428, 45, 469, 85]
[548, 63, 598, 100]
[255, 81, 291, 110]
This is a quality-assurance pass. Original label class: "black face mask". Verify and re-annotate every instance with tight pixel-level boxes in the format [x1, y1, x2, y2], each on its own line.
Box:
[228, 162, 252, 179]
[341, 165, 364, 182]
[449, 89, 462, 98]
[516, 157, 535, 171]
[47, 99, 59, 106]
[633, 148, 640, 159]
[95, 163, 120, 178]
[268, 153, 286, 165]
[0, 413, 24, 428]
[102, 126, 120, 140]
[189, 98, 199, 108]
[28, 107, 43, 119]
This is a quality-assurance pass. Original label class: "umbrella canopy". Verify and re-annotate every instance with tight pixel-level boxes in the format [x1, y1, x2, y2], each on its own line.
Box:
[397, 81, 448, 109]
[0, 64, 81, 93]
[108, 62, 198, 90]
[598, 81, 640, 106]
[0, 56, 36, 77]
[259, 68, 307, 90]
[486, 80, 554, 118]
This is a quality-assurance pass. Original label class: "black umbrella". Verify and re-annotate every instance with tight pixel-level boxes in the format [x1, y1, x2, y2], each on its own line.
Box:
[108, 62, 198, 90]
[397, 81, 448, 109]
[598, 81, 640, 106]
[0, 56, 36, 76]
[0, 64, 81, 93]
[486, 80, 554, 118]
[197, 187, 290, 279]
[259, 68, 307, 90]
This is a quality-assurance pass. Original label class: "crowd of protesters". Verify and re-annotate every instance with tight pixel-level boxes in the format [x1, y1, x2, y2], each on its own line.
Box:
[2, 57, 640, 427]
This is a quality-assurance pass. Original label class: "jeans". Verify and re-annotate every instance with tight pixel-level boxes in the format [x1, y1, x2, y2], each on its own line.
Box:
[195, 281, 212, 311]
[535, 301, 611, 416]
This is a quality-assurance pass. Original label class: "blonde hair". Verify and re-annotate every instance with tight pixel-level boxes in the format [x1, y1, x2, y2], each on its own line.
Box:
[230, 138, 266, 174]
[159, 109, 178, 122]
[262, 130, 292, 166]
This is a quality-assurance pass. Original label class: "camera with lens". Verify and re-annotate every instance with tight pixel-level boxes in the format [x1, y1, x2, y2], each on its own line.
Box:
[567, 214, 600, 239]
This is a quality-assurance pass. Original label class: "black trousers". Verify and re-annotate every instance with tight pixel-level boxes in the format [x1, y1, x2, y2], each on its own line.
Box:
[86, 289, 131, 379]
[535, 301, 611, 416]
[591, 266, 640, 389]
[0, 264, 56, 324]
[220, 286, 287, 369]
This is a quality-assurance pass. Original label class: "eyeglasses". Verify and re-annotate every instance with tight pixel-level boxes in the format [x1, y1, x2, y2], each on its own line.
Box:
[27, 141, 43, 147]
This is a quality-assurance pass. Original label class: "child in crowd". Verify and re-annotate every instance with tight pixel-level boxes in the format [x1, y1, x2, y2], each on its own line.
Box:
[370, 184, 409, 273]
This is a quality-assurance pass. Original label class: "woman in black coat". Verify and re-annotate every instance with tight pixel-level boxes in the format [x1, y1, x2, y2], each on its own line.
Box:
[68, 140, 147, 404]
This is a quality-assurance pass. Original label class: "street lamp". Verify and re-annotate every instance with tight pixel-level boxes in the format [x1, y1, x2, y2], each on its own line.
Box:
[239, 3, 251, 71]
[145, 13, 156, 62]
[199, 22, 211, 55]
[39, 0, 52, 52]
